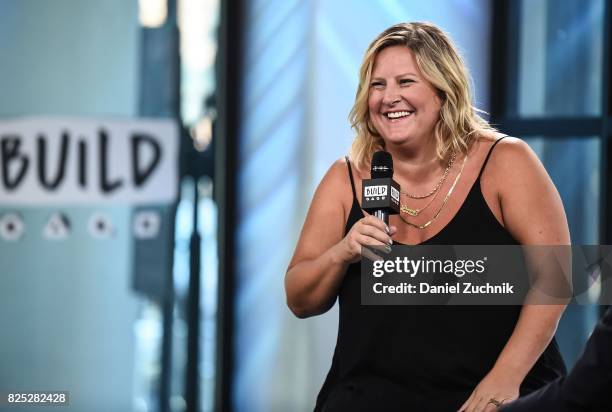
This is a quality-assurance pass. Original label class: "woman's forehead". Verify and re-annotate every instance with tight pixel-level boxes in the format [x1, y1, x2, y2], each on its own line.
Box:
[372, 46, 418, 74]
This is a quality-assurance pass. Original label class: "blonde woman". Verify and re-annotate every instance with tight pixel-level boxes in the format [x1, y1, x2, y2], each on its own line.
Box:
[285, 22, 568, 412]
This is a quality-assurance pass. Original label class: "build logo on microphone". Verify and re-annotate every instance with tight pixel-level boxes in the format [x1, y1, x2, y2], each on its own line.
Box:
[364, 185, 387, 199]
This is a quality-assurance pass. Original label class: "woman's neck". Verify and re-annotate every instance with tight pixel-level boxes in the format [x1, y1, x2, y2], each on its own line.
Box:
[385, 138, 445, 183]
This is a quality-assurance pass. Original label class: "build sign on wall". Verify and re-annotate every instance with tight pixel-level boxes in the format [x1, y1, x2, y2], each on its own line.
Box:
[0, 117, 178, 205]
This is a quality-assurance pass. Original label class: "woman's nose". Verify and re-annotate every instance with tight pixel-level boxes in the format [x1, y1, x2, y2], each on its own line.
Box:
[383, 94, 401, 106]
[382, 87, 401, 106]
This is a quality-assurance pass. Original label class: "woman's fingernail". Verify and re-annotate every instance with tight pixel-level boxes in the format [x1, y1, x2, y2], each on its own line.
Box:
[388, 238, 393, 245]
[385, 225, 390, 234]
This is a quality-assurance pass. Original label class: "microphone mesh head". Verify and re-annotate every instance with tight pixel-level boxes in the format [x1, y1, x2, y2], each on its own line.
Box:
[371, 151, 393, 178]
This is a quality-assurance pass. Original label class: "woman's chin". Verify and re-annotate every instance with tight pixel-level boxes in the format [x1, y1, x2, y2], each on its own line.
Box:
[381, 133, 415, 146]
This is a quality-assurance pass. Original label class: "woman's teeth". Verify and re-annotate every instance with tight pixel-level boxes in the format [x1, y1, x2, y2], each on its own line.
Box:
[385, 111, 413, 119]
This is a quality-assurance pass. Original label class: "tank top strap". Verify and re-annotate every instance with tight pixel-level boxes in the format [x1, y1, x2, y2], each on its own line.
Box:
[345, 156, 358, 202]
[477, 136, 508, 180]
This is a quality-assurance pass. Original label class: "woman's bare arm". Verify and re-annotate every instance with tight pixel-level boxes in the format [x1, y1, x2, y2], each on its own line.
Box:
[492, 138, 569, 382]
[460, 137, 570, 412]
[285, 159, 393, 318]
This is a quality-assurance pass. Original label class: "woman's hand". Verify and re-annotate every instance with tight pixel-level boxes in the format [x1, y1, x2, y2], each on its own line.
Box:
[286, 160, 400, 318]
[458, 368, 520, 412]
[337, 215, 396, 264]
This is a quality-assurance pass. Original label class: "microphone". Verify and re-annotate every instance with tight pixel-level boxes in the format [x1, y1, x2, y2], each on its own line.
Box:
[362, 151, 400, 226]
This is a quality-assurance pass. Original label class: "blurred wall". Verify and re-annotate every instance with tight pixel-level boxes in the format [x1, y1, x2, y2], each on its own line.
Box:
[0, 0, 138, 117]
[0, 1, 141, 411]
[235, 1, 492, 411]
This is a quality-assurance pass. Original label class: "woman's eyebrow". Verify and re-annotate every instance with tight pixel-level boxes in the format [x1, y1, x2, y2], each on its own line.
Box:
[371, 72, 419, 81]
[396, 72, 418, 78]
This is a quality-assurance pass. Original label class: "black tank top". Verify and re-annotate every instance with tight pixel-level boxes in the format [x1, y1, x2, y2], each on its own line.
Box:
[315, 138, 566, 412]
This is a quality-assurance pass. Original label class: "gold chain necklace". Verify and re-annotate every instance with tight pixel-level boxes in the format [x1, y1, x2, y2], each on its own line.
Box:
[400, 181, 442, 216]
[399, 153, 467, 230]
[400, 152, 456, 199]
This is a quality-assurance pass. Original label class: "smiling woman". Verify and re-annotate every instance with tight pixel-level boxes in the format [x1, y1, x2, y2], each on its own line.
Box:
[285, 22, 569, 412]
[367, 46, 440, 148]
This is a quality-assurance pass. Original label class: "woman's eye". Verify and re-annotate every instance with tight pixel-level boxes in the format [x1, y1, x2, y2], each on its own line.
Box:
[400, 79, 414, 85]
[370, 82, 384, 88]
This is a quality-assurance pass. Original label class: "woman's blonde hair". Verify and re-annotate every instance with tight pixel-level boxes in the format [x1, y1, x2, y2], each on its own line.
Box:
[349, 22, 498, 170]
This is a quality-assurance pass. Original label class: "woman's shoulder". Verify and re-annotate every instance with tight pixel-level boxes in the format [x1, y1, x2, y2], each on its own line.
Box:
[316, 157, 360, 201]
[475, 131, 528, 150]
[325, 156, 365, 184]
[480, 135, 549, 191]
[325, 157, 352, 181]
[311, 157, 360, 226]
[481, 136, 569, 244]
[486, 136, 540, 171]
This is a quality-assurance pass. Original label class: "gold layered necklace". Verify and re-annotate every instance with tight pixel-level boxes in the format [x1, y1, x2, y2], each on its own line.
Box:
[399, 153, 467, 230]
[400, 152, 456, 199]
[400, 185, 441, 216]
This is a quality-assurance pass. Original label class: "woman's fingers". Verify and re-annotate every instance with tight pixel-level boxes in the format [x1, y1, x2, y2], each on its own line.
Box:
[457, 391, 475, 412]
[342, 216, 396, 263]
[363, 215, 390, 233]
[358, 225, 392, 245]
[358, 217, 393, 244]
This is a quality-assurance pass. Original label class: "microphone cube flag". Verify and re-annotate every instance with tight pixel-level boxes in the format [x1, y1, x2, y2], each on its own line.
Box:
[361, 177, 400, 215]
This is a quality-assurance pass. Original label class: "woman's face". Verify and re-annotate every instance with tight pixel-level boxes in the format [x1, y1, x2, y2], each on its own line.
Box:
[368, 45, 442, 148]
